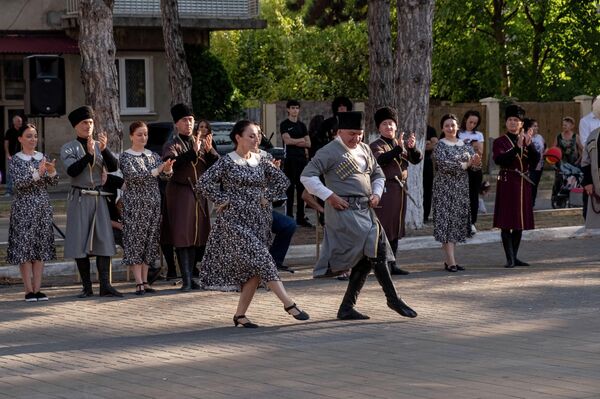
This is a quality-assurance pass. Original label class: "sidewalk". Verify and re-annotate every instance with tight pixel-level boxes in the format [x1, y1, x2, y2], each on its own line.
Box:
[0, 236, 598, 398]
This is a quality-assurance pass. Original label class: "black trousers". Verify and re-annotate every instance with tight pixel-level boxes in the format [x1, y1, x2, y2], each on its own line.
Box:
[467, 168, 483, 224]
[423, 158, 434, 222]
[284, 156, 308, 221]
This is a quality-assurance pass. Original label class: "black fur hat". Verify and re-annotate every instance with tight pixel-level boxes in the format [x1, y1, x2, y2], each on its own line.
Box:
[68, 106, 94, 127]
[337, 111, 364, 130]
[374, 107, 398, 129]
[505, 104, 525, 121]
[170, 103, 194, 123]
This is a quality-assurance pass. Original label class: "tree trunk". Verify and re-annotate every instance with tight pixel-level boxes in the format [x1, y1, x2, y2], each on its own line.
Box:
[78, 0, 122, 151]
[366, 0, 394, 138]
[395, 0, 434, 229]
[160, 0, 193, 108]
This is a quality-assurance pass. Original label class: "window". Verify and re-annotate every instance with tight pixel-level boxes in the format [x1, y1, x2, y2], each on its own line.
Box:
[1, 56, 25, 101]
[115, 56, 153, 115]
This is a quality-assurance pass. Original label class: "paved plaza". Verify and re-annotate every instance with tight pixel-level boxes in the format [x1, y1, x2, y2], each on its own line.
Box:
[0, 236, 598, 399]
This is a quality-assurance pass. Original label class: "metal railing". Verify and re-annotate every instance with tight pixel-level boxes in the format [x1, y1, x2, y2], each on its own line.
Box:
[66, 0, 259, 18]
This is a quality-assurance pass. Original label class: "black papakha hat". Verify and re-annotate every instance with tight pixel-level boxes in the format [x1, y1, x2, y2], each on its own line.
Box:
[337, 111, 364, 130]
[374, 107, 398, 128]
[170, 103, 194, 123]
[68, 106, 94, 127]
[505, 104, 525, 121]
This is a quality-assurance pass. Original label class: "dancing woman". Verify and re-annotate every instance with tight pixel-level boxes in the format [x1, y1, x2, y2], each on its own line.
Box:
[196, 120, 309, 328]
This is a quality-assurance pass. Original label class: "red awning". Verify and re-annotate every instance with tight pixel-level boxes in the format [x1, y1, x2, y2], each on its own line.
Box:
[0, 34, 79, 54]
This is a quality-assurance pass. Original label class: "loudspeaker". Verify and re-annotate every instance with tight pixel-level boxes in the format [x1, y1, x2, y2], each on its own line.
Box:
[24, 55, 66, 117]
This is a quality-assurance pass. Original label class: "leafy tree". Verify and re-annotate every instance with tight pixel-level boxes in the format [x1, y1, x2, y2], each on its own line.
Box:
[185, 45, 243, 120]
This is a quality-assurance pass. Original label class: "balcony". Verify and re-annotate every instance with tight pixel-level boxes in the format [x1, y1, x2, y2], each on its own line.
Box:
[64, 0, 265, 30]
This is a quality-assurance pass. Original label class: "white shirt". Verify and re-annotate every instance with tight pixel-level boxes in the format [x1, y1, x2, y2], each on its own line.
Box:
[458, 130, 484, 144]
[579, 112, 600, 146]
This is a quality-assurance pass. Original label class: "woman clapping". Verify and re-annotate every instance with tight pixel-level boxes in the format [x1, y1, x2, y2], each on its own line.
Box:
[6, 124, 58, 301]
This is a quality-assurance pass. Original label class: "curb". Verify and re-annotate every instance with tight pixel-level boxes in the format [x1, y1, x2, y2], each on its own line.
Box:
[1, 225, 598, 280]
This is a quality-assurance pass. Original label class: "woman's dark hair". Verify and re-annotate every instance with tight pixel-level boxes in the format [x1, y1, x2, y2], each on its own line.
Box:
[460, 110, 481, 131]
[562, 116, 575, 125]
[440, 113, 459, 129]
[308, 114, 325, 136]
[195, 119, 212, 136]
[331, 96, 353, 115]
[129, 121, 147, 135]
[523, 118, 537, 132]
[18, 123, 37, 137]
[229, 120, 254, 147]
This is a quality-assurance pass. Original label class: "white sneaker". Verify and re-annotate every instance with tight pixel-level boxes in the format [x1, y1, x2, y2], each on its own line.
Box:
[471, 224, 477, 234]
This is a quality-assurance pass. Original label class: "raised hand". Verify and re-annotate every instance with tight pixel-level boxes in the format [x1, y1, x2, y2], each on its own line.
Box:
[97, 131, 108, 151]
[86, 135, 96, 155]
[192, 134, 201, 152]
[38, 159, 47, 176]
[517, 132, 525, 148]
[407, 132, 416, 149]
[203, 133, 213, 152]
[160, 158, 176, 173]
[45, 158, 56, 174]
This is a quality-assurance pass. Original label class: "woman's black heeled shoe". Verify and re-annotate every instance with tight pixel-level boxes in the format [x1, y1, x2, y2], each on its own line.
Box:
[455, 264, 465, 271]
[233, 315, 259, 328]
[444, 263, 458, 272]
[143, 282, 156, 293]
[135, 283, 145, 295]
[284, 303, 310, 320]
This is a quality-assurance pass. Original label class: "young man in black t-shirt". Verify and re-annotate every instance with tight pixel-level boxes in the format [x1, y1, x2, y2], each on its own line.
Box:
[280, 100, 312, 227]
[3, 115, 23, 196]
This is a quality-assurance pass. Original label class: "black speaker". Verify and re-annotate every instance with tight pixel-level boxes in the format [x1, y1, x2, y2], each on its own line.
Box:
[24, 55, 66, 117]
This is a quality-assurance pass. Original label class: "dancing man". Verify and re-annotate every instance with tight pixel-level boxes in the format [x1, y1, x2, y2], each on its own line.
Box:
[301, 111, 417, 320]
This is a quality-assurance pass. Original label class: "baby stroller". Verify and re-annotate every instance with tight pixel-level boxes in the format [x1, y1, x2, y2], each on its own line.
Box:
[551, 162, 583, 209]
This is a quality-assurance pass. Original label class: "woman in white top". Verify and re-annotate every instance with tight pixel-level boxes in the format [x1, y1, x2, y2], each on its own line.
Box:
[458, 110, 485, 234]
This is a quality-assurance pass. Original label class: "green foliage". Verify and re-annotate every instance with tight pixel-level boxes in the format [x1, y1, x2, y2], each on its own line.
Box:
[211, 0, 368, 104]
[431, 0, 600, 101]
[185, 45, 243, 120]
[211, 0, 598, 104]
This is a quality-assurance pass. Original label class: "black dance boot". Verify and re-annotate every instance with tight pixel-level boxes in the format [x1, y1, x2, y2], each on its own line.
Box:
[388, 261, 410, 275]
[176, 248, 192, 292]
[501, 230, 515, 268]
[511, 230, 529, 266]
[372, 260, 417, 318]
[162, 244, 178, 280]
[75, 257, 93, 298]
[337, 259, 371, 320]
[97, 256, 123, 297]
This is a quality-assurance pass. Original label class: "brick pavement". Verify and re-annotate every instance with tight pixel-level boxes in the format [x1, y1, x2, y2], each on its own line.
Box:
[0, 237, 599, 399]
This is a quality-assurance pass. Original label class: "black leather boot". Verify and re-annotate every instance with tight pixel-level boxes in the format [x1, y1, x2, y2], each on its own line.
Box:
[97, 256, 123, 297]
[501, 230, 515, 268]
[337, 259, 371, 320]
[176, 248, 192, 292]
[389, 261, 410, 275]
[75, 257, 93, 298]
[511, 230, 529, 266]
[162, 244, 178, 280]
[372, 259, 417, 318]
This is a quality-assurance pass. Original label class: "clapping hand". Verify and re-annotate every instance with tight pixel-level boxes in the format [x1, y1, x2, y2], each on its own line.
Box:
[38, 158, 47, 176]
[406, 132, 416, 149]
[45, 158, 56, 175]
[97, 131, 108, 151]
[192, 134, 202, 152]
[86, 134, 96, 155]
[469, 153, 482, 168]
[159, 158, 176, 173]
[202, 133, 213, 152]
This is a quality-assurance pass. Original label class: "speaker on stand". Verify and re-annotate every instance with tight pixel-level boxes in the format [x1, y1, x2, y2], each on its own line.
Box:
[24, 55, 66, 154]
